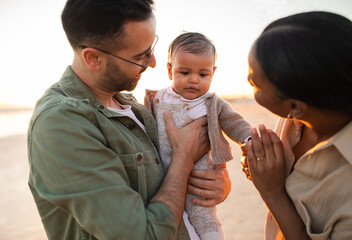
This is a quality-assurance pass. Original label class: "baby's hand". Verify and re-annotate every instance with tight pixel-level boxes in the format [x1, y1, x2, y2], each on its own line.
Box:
[240, 143, 251, 181]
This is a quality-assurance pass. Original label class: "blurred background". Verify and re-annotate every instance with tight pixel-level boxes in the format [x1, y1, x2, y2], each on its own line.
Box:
[1, 0, 352, 108]
[0, 0, 351, 239]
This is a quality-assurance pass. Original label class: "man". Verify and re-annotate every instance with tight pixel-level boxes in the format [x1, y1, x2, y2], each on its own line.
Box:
[28, 0, 230, 239]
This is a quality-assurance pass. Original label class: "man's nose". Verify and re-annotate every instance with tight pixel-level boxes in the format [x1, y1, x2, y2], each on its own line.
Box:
[148, 54, 156, 68]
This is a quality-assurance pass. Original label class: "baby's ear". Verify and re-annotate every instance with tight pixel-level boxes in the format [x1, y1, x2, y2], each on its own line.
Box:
[167, 62, 173, 80]
[213, 66, 217, 73]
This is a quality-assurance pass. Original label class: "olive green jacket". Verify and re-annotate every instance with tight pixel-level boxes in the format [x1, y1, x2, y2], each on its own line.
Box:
[27, 66, 190, 240]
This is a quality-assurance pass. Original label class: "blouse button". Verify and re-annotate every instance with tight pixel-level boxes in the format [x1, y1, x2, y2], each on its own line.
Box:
[155, 98, 160, 103]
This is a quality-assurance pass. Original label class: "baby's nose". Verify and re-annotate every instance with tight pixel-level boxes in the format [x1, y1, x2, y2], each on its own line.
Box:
[189, 74, 199, 83]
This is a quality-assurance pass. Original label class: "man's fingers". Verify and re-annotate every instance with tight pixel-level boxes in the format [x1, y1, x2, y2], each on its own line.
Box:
[190, 168, 221, 181]
[188, 185, 221, 207]
[188, 176, 215, 190]
[214, 163, 226, 170]
[188, 184, 213, 197]
[193, 116, 208, 127]
[163, 110, 175, 129]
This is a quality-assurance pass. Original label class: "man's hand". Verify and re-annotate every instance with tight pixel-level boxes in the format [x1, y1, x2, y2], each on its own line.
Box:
[164, 110, 210, 164]
[187, 163, 231, 207]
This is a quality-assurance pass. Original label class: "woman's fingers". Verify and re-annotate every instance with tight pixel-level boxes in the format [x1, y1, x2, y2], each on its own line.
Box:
[250, 128, 265, 161]
[246, 140, 257, 171]
[267, 129, 285, 163]
[258, 124, 275, 162]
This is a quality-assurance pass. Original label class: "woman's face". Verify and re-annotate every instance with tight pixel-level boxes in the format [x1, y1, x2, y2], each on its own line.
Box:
[247, 46, 288, 117]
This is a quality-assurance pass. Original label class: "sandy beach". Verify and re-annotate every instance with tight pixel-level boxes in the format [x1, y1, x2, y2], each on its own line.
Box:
[0, 98, 278, 240]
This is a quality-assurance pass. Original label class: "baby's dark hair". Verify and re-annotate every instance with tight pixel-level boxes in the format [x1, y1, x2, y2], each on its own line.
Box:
[254, 11, 352, 114]
[168, 32, 217, 64]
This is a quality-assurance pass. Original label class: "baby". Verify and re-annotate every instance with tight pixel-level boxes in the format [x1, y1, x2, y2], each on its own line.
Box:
[144, 32, 252, 240]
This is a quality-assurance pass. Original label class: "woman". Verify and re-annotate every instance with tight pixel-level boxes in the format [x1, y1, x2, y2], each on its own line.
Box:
[244, 11, 352, 239]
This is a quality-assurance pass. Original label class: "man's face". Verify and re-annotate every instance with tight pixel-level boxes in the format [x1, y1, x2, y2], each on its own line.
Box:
[99, 15, 157, 92]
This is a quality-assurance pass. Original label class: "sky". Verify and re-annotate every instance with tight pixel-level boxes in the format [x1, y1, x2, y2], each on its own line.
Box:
[1, 0, 352, 107]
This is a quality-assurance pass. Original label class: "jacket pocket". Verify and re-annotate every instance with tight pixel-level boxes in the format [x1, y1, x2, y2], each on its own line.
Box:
[119, 151, 154, 204]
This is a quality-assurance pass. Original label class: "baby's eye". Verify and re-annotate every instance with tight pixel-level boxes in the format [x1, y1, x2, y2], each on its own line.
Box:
[181, 72, 189, 75]
[200, 73, 209, 77]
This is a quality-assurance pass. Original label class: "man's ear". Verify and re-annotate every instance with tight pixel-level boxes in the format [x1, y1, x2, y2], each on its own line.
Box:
[289, 99, 308, 119]
[82, 49, 102, 71]
[167, 62, 173, 80]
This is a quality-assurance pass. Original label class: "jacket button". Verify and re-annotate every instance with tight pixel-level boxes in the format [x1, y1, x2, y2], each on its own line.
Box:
[137, 154, 142, 162]
[155, 158, 160, 164]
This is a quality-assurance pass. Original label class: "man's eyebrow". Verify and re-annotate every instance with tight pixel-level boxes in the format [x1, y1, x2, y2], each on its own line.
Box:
[132, 47, 151, 58]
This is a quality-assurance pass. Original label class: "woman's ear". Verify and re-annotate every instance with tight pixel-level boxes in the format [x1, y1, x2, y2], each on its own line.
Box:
[82, 48, 102, 71]
[167, 62, 173, 80]
[289, 99, 308, 119]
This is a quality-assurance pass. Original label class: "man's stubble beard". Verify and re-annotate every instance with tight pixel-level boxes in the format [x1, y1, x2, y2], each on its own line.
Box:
[101, 57, 138, 93]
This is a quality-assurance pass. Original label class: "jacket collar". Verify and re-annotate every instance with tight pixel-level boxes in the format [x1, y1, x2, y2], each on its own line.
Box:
[59, 66, 103, 110]
[58, 66, 139, 117]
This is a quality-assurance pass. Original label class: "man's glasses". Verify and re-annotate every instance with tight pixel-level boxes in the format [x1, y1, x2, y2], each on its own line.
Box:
[79, 35, 159, 73]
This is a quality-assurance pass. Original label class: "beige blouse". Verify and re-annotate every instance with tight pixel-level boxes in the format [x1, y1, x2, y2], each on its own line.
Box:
[265, 119, 352, 240]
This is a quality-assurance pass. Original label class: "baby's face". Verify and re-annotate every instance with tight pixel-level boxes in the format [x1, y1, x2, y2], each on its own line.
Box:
[168, 51, 216, 100]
